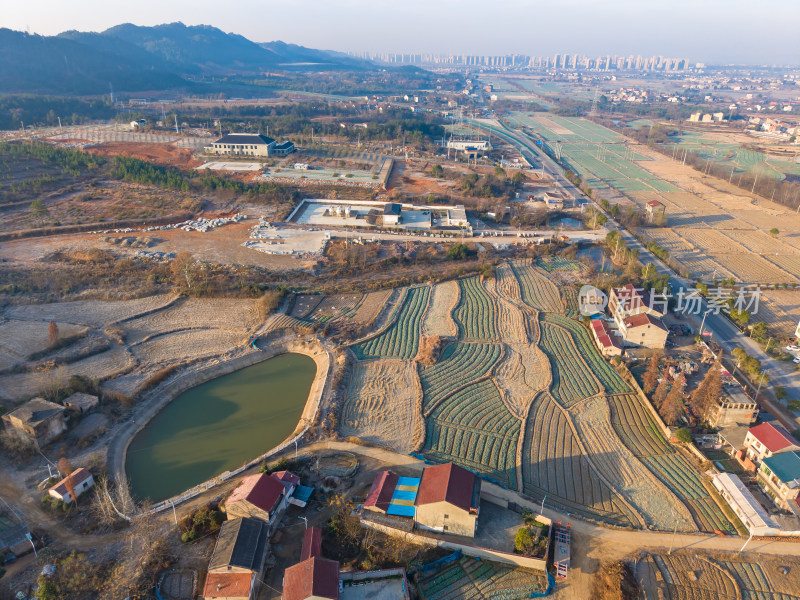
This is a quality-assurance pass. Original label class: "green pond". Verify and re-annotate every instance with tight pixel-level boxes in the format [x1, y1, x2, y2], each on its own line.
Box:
[125, 353, 317, 502]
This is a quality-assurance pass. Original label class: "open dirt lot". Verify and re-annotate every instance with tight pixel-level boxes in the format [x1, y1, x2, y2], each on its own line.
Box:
[88, 142, 202, 169]
[0, 220, 312, 269]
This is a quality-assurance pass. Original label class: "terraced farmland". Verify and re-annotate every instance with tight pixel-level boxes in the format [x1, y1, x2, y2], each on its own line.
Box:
[423, 378, 520, 489]
[648, 551, 800, 600]
[353, 286, 430, 359]
[541, 313, 630, 395]
[509, 260, 563, 313]
[453, 277, 496, 340]
[339, 258, 723, 532]
[609, 394, 734, 533]
[420, 342, 502, 413]
[538, 320, 602, 407]
[415, 555, 548, 600]
[522, 393, 641, 527]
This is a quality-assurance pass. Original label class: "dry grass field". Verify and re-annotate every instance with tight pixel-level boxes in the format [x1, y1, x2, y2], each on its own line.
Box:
[340, 359, 423, 453]
[0, 294, 260, 402]
[643, 550, 800, 600]
[421, 280, 459, 338]
[574, 125, 800, 284]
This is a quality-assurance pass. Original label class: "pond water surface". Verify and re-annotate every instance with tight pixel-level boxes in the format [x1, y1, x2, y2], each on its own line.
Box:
[125, 353, 317, 502]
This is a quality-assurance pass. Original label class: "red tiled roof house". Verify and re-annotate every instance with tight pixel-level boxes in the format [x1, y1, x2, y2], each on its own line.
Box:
[48, 468, 94, 504]
[744, 422, 800, 465]
[225, 473, 289, 525]
[203, 572, 256, 600]
[282, 556, 339, 600]
[590, 319, 623, 357]
[414, 463, 481, 537]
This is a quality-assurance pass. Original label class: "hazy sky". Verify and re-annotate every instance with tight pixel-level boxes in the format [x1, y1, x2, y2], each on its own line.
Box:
[5, 0, 799, 64]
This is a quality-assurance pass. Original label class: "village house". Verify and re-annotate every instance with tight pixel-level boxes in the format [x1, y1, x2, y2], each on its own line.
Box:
[2, 398, 67, 445]
[362, 463, 482, 537]
[645, 199, 666, 222]
[708, 386, 758, 429]
[202, 517, 269, 600]
[619, 313, 669, 349]
[415, 462, 481, 537]
[608, 284, 666, 325]
[48, 468, 95, 504]
[224, 473, 290, 527]
[742, 422, 800, 467]
[759, 451, 800, 512]
[282, 527, 339, 600]
[712, 472, 778, 536]
[590, 319, 623, 357]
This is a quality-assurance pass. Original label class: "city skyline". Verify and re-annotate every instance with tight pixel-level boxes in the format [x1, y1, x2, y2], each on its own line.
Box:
[4, 0, 800, 65]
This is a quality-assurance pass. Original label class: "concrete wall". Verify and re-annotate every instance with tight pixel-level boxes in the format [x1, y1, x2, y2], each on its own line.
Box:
[225, 500, 272, 523]
[361, 520, 547, 572]
[415, 501, 477, 537]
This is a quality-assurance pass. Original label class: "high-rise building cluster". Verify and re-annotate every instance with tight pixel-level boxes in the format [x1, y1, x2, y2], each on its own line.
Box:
[354, 52, 692, 72]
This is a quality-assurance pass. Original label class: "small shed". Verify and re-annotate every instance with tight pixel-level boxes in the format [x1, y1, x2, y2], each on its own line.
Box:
[64, 392, 99, 414]
[2, 398, 67, 445]
[48, 468, 95, 504]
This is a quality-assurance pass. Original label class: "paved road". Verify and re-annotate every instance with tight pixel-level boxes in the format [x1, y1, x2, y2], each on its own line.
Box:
[470, 118, 800, 428]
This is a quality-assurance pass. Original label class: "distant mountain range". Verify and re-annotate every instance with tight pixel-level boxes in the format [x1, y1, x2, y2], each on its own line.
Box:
[0, 22, 372, 95]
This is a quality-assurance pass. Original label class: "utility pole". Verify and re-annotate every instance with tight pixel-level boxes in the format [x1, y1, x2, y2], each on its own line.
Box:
[667, 509, 679, 555]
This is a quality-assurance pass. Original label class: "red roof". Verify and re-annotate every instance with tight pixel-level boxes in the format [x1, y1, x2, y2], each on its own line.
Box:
[416, 463, 477, 513]
[364, 470, 399, 512]
[590, 320, 622, 349]
[203, 572, 253, 599]
[227, 473, 285, 514]
[301, 527, 322, 560]
[624, 312, 667, 331]
[48, 468, 93, 497]
[646, 200, 664, 208]
[272, 470, 300, 487]
[614, 284, 655, 313]
[283, 557, 340, 600]
[749, 422, 800, 453]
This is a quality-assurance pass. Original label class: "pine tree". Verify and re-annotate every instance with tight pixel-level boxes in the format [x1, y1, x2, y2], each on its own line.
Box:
[661, 375, 686, 426]
[642, 352, 661, 395]
[653, 377, 670, 409]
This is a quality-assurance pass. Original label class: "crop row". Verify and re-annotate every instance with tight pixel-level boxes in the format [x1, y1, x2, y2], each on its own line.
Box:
[522, 393, 638, 527]
[420, 342, 502, 413]
[353, 286, 430, 359]
[509, 260, 563, 313]
[560, 285, 580, 317]
[535, 255, 582, 273]
[718, 561, 772, 594]
[608, 394, 672, 456]
[424, 379, 519, 489]
[538, 322, 602, 406]
[417, 556, 546, 600]
[453, 277, 496, 340]
[541, 313, 629, 395]
[609, 394, 733, 533]
[658, 554, 738, 598]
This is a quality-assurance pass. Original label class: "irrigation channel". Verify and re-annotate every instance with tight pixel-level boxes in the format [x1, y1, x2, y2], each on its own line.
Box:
[125, 353, 317, 502]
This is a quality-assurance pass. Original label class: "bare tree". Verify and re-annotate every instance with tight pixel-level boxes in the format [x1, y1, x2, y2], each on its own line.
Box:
[48, 320, 60, 345]
[58, 457, 76, 503]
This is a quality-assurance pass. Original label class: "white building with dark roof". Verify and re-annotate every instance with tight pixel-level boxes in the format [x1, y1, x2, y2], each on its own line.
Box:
[206, 133, 276, 157]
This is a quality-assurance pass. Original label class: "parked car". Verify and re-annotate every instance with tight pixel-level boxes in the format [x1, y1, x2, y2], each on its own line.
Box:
[786, 345, 800, 352]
